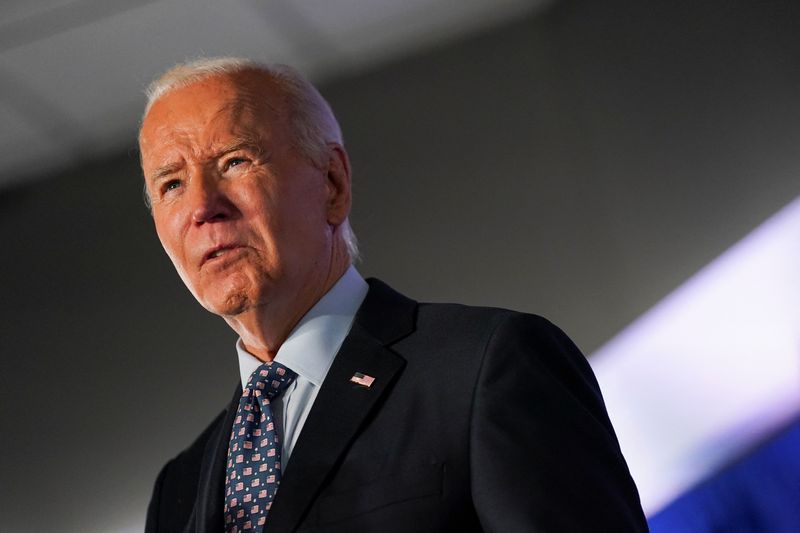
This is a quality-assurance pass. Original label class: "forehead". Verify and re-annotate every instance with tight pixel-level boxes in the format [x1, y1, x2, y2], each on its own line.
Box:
[139, 73, 286, 160]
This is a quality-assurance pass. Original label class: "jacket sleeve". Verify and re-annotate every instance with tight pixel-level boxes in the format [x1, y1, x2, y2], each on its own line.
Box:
[469, 313, 649, 532]
[145, 459, 171, 533]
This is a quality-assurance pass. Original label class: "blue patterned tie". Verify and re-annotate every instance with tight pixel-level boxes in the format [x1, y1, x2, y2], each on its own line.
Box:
[224, 361, 297, 532]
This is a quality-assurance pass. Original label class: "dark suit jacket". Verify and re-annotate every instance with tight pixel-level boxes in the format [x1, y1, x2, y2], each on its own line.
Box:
[146, 279, 648, 532]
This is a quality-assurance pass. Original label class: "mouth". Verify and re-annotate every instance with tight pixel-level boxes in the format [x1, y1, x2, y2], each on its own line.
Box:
[202, 244, 243, 265]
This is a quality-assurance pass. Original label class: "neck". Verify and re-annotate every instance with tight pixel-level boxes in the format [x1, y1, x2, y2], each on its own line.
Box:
[224, 252, 351, 362]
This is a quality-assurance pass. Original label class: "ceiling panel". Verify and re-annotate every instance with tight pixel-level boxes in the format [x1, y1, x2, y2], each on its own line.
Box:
[0, 98, 78, 183]
[0, 0, 550, 190]
[0, 0, 301, 121]
[0, 0, 80, 26]
[287, 0, 547, 75]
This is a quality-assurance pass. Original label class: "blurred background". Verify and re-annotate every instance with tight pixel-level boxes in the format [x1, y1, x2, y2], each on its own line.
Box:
[1, 0, 799, 531]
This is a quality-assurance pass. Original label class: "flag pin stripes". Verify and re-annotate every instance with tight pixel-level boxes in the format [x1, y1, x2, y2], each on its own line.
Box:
[350, 372, 376, 388]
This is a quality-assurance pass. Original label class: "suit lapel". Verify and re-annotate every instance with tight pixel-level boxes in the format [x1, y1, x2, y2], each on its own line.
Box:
[265, 279, 417, 532]
[188, 384, 242, 533]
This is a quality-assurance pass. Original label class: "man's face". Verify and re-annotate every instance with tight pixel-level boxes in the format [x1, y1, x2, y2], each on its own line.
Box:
[139, 73, 349, 319]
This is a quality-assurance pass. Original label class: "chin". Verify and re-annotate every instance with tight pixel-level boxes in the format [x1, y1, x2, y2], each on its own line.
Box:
[198, 290, 253, 317]
[196, 270, 262, 317]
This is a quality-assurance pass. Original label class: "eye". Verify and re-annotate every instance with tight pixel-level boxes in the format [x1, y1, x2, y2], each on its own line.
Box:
[162, 179, 182, 194]
[224, 157, 250, 172]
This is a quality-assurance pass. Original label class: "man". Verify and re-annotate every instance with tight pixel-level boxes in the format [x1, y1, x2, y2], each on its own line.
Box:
[140, 57, 648, 532]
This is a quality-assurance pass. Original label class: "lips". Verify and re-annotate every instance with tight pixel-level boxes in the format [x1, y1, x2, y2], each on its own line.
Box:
[202, 244, 243, 265]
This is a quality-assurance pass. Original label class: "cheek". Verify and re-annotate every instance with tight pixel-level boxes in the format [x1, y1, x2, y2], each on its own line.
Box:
[154, 213, 189, 269]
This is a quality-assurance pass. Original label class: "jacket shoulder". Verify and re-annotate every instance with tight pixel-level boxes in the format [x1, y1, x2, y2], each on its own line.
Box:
[146, 409, 228, 532]
[414, 300, 563, 347]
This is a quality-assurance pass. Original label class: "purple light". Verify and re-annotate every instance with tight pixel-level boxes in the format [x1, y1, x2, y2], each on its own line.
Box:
[590, 197, 800, 516]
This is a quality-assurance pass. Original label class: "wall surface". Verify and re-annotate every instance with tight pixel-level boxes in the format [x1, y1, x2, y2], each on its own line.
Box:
[2, 0, 799, 530]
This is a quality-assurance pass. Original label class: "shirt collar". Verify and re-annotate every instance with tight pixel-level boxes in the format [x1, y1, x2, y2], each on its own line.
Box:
[236, 266, 369, 389]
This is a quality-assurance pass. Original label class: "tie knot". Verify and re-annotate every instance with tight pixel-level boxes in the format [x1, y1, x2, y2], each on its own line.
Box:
[245, 361, 297, 401]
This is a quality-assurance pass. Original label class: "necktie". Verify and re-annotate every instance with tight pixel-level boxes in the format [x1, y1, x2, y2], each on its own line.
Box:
[224, 361, 297, 532]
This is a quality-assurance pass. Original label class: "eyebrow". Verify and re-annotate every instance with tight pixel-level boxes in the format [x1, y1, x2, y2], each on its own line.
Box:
[212, 137, 264, 160]
[148, 136, 265, 183]
[150, 162, 184, 183]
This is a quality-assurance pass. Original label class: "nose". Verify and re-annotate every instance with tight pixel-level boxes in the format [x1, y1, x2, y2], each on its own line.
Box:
[188, 170, 235, 224]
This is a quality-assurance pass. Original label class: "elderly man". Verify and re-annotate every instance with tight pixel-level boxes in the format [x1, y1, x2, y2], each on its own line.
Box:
[140, 58, 648, 533]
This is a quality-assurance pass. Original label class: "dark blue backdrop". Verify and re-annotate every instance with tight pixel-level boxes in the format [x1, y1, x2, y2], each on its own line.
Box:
[649, 418, 800, 533]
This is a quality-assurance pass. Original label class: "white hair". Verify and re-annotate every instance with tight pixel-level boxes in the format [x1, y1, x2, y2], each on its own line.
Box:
[141, 57, 359, 263]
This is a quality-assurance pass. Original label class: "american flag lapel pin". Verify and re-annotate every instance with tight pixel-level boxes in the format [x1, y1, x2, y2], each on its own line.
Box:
[350, 372, 376, 388]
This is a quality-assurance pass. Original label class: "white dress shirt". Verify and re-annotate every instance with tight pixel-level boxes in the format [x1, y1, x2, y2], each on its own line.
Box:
[235, 266, 368, 470]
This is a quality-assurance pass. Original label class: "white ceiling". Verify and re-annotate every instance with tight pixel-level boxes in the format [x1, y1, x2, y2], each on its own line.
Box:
[0, 0, 548, 190]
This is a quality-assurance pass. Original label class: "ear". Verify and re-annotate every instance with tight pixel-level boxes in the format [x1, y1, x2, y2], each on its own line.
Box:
[324, 143, 352, 226]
